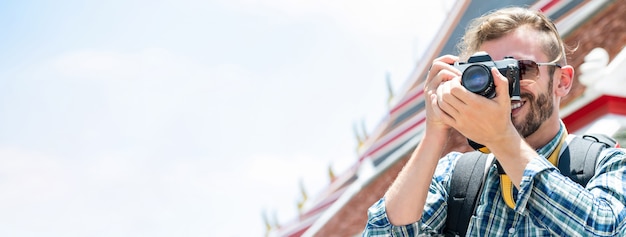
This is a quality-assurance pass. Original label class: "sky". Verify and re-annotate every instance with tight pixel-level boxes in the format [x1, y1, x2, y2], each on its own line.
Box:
[0, 0, 451, 236]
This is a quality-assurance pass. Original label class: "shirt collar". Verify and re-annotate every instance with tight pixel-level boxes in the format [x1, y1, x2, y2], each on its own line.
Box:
[535, 121, 567, 158]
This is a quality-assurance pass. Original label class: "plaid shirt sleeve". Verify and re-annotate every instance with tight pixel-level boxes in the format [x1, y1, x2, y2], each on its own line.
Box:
[361, 198, 424, 237]
[362, 153, 462, 237]
[515, 148, 626, 236]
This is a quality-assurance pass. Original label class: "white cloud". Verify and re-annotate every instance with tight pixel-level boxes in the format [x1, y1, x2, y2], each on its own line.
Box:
[211, 0, 453, 109]
[0, 145, 268, 236]
[49, 48, 209, 81]
[40, 48, 261, 150]
[217, 0, 450, 38]
[0, 148, 71, 204]
[6, 47, 343, 235]
[0, 1, 455, 235]
[46, 48, 258, 101]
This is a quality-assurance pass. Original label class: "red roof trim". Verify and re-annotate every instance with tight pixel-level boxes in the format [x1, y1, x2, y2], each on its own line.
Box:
[358, 115, 426, 162]
[562, 95, 626, 132]
[390, 88, 424, 115]
[540, 0, 562, 12]
[300, 186, 348, 220]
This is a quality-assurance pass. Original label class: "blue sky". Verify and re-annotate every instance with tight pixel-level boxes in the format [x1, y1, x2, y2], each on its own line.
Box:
[0, 0, 450, 236]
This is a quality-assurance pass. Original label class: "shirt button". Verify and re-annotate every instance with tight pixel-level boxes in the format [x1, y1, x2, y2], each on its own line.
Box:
[509, 227, 515, 234]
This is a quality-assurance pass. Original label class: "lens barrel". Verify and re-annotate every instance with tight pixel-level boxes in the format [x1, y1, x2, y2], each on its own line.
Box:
[461, 65, 495, 98]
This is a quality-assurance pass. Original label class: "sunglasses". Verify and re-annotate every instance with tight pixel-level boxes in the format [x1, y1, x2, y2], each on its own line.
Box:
[518, 59, 561, 80]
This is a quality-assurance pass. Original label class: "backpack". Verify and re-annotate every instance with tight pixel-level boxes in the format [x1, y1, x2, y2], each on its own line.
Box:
[443, 134, 617, 237]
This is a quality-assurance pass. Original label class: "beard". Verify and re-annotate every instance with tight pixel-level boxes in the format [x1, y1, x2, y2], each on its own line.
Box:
[513, 89, 554, 138]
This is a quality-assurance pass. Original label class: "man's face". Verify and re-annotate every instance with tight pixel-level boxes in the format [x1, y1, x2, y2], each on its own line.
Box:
[515, 78, 553, 137]
[478, 27, 559, 138]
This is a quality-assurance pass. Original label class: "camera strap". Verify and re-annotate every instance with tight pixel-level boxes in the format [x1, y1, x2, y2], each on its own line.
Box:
[497, 132, 567, 209]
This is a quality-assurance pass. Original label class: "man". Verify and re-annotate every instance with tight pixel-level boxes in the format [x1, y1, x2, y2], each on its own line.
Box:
[362, 7, 626, 236]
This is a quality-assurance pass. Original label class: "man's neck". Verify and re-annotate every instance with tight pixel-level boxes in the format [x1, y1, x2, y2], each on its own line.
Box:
[525, 118, 562, 150]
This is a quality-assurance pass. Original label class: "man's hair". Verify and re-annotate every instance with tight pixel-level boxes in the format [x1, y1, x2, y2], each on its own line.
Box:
[458, 7, 567, 66]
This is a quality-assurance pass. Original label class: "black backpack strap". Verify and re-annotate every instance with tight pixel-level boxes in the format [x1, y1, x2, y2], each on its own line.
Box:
[558, 134, 615, 186]
[442, 133, 615, 236]
[581, 133, 617, 149]
[444, 152, 489, 237]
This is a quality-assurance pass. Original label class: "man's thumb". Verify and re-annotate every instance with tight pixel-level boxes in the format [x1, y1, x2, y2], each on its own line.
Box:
[491, 67, 510, 100]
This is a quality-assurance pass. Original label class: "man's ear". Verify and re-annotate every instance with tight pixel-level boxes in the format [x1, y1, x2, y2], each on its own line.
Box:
[555, 65, 574, 96]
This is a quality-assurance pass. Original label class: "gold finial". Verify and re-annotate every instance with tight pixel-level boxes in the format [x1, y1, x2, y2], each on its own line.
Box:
[272, 210, 280, 229]
[354, 121, 364, 152]
[296, 179, 308, 215]
[386, 71, 394, 107]
[262, 209, 272, 237]
[360, 118, 369, 141]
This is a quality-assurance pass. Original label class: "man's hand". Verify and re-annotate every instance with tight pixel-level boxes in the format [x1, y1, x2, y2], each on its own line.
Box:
[436, 67, 534, 188]
[424, 55, 461, 138]
[436, 67, 518, 148]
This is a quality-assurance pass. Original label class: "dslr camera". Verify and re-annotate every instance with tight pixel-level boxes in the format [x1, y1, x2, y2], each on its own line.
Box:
[453, 52, 521, 101]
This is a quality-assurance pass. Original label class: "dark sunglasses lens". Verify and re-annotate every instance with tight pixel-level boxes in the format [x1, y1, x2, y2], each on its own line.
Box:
[519, 60, 539, 80]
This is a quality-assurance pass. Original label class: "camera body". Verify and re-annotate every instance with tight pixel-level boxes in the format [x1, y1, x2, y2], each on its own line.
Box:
[452, 52, 521, 152]
[453, 52, 521, 101]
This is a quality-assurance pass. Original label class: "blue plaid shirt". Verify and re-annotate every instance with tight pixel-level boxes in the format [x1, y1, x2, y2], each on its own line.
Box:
[363, 125, 626, 236]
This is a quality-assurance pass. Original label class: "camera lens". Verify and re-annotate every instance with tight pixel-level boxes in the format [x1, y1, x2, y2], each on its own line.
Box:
[461, 65, 495, 98]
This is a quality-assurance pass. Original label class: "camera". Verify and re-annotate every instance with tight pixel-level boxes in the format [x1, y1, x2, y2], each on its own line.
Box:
[453, 52, 522, 152]
[453, 52, 521, 101]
